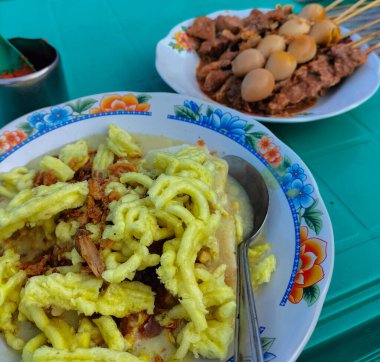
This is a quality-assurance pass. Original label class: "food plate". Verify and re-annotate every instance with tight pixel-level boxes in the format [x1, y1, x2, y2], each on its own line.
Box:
[0, 91, 334, 362]
[155, 8, 380, 123]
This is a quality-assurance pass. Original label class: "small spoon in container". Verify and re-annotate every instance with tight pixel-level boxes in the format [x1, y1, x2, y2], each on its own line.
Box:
[0, 35, 34, 77]
[223, 155, 269, 362]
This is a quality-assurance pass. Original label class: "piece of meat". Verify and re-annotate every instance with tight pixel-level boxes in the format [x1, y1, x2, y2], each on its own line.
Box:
[221, 29, 239, 42]
[214, 75, 250, 112]
[198, 37, 229, 61]
[187, 16, 216, 40]
[239, 33, 262, 51]
[74, 229, 105, 277]
[219, 50, 238, 61]
[242, 9, 269, 32]
[197, 59, 231, 80]
[332, 44, 367, 77]
[187, 36, 201, 51]
[242, 7, 291, 33]
[215, 15, 242, 33]
[263, 45, 367, 114]
[203, 70, 232, 93]
[265, 6, 293, 23]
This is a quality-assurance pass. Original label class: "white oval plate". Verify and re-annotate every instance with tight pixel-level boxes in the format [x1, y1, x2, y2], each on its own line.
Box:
[0, 92, 334, 362]
[155, 9, 380, 123]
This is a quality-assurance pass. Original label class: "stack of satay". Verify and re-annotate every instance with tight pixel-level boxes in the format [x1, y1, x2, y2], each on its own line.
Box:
[188, 0, 380, 116]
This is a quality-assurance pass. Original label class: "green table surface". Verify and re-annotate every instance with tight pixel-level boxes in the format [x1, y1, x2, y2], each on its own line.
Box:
[1, 0, 380, 361]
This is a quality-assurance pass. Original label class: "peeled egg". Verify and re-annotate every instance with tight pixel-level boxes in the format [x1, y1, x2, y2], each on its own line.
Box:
[288, 35, 317, 64]
[279, 17, 311, 37]
[299, 4, 326, 21]
[241, 68, 275, 102]
[257, 35, 286, 58]
[265, 51, 297, 81]
[310, 19, 341, 45]
[232, 49, 266, 77]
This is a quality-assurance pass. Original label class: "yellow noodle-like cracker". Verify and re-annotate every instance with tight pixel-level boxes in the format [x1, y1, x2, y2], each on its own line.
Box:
[93, 316, 130, 351]
[31, 346, 146, 362]
[20, 272, 154, 317]
[0, 249, 27, 350]
[40, 156, 75, 182]
[107, 124, 142, 158]
[59, 140, 89, 171]
[0, 167, 35, 199]
[0, 181, 88, 240]
[93, 144, 114, 174]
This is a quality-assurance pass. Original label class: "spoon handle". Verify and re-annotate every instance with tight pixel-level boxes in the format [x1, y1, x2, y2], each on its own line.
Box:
[235, 242, 264, 362]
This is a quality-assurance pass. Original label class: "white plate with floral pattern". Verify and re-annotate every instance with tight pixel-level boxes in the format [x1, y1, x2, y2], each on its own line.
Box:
[0, 92, 334, 362]
[155, 9, 380, 123]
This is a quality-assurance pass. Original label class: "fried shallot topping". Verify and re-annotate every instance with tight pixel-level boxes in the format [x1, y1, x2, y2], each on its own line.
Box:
[33, 170, 58, 187]
[74, 229, 104, 277]
[109, 161, 138, 177]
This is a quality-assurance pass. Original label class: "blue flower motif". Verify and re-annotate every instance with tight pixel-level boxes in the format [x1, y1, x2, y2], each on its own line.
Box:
[288, 179, 315, 209]
[183, 100, 200, 114]
[46, 106, 73, 125]
[282, 164, 307, 190]
[27, 111, 49, 132]
[282, 172, 293, 190]
[287, 163, 306, 181]
[202, 109, 247, 142]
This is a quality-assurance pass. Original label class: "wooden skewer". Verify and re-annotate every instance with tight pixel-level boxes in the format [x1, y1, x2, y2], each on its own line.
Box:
[325, 0, 345, 12]
[334, 0, 367, 22]
[344, 18, 380, 38]
[365, 41, 380, 54]
[350, 30, 380, 47]
[330, 1, 371, 11]
[336, 0, 380, 24]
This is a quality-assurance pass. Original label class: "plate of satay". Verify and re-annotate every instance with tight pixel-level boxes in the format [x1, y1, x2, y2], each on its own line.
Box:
[156, 0, 380, 122]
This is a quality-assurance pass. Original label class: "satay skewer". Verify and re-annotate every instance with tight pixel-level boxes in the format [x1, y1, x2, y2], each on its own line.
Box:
[330, 1, 371, 12]
[336, 0, 380, 24]
[365, 41, 380, 54]
[349, 30, 380, 48]
[325, 0, 345, 12]
[343, 18, 380, 38]
[333, 0, 367, 22]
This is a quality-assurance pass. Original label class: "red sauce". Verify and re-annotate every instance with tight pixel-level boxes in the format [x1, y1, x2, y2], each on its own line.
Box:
[0, 60, 34, 79]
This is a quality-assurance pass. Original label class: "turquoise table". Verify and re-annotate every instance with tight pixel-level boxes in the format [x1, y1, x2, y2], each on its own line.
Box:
[1, 0, 380, 360]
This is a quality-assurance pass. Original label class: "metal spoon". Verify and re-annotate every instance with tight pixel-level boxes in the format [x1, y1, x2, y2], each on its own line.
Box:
[223, 155, 269, 362]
